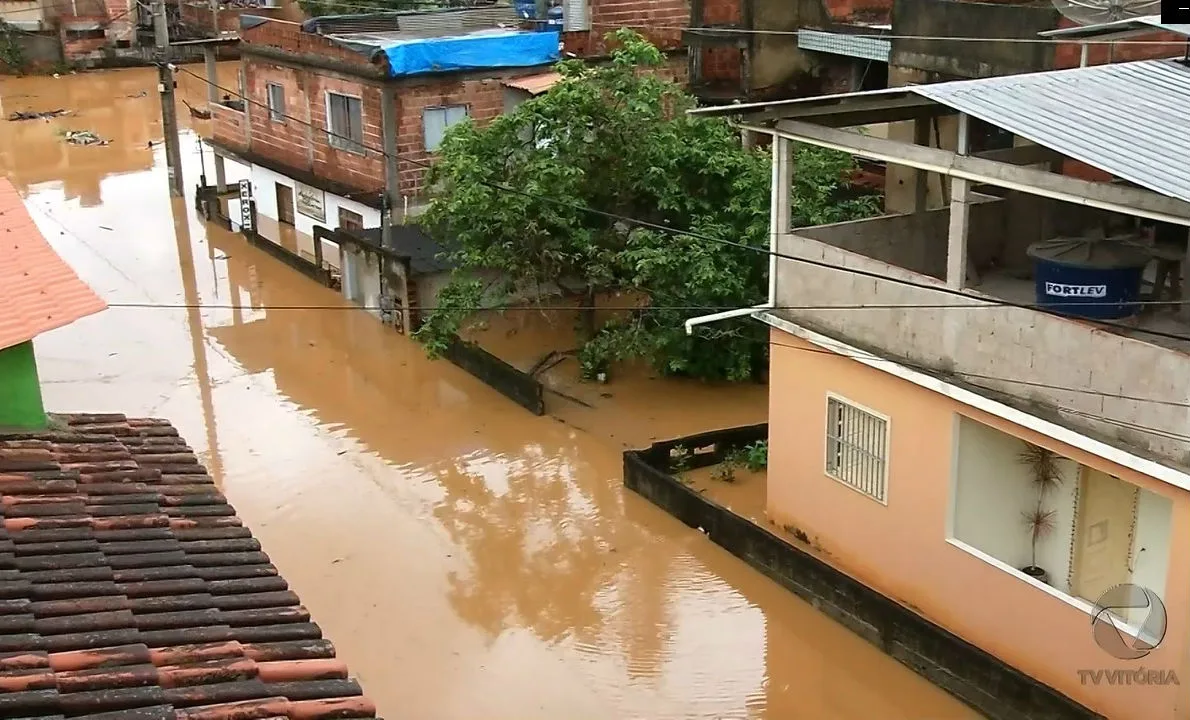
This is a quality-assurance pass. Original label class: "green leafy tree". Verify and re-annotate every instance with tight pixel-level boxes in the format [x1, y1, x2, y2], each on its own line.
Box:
[414, 29, 878, 381]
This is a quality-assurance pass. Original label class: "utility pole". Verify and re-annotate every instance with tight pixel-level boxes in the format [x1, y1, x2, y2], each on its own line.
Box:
[153, 0, 184, 197]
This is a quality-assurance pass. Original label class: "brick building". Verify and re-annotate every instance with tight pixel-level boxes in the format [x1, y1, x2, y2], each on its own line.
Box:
[208, 3, 687, 265]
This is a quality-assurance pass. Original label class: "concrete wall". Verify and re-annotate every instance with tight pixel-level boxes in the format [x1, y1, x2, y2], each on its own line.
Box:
[766, 329, 1190, 720]
[797, 193, 1004, 280]
[773, 231, 1190, 467]
[889, 0, 1058, 79]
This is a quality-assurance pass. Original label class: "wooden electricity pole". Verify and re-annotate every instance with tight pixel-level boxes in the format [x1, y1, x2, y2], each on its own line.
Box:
[153, 0, 184, 197]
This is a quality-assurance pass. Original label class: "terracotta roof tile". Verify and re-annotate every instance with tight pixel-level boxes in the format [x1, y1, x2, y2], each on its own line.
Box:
[0, 179, 107, 351]
[0, 415, 380, 720]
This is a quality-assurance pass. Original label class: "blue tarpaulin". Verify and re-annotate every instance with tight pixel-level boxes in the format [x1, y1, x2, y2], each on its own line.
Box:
[381, 30, 560, 78]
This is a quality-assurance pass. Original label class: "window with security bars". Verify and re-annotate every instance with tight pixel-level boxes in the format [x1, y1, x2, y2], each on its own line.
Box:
[825, 397, 888, 502]
[326, 92, 364, 154]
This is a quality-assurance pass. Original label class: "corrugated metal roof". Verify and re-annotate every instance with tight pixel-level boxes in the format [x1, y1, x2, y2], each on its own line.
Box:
[1040, 15, 1190, 39]
[797, 29, 890, 62]
[504, 71, 560, 94]
[0, 178, 106, 351]
[912, 59, 1190, 204]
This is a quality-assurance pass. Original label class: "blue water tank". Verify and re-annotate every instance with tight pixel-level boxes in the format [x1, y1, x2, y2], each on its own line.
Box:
[546, 4, 563, 29]
[1027, 234, 1152, 319]
[514, 0, 538, 19]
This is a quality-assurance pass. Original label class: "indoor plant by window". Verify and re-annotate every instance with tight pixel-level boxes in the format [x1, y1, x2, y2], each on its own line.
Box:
[1019, 443, 1063, 584]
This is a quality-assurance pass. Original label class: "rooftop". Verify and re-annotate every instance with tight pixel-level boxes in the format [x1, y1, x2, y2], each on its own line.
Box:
[691, 58, 1190, 217]
[1039, 15, 1190, 41]
[245, 5, 559, 78]
[0, 414, 380, 719]
[0, 179, 107, 351]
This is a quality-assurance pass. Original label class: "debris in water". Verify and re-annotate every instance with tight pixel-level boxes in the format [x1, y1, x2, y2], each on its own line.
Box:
[62, 130, 109, 146]
[99, 225, 113, 231]
[126, 90, 147, 98]
[182, 99, 211, 120]
[8, 109, 69, 121]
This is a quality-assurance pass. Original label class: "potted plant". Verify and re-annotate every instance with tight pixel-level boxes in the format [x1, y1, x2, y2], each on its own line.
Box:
[1019, 443, 1063, 584]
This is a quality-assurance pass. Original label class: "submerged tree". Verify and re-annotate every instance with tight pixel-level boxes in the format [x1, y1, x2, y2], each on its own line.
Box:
[414, 29, 879, 382]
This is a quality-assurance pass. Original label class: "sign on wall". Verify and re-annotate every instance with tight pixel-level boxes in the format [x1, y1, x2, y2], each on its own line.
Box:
[238, 180, 253, 232]
[295, 183, 326, 223]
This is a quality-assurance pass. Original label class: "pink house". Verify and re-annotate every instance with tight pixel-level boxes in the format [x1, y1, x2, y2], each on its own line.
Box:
[686, 54, 1190, 719]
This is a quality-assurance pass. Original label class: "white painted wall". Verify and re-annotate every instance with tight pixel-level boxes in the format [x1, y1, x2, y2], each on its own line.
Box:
[1131, 489, 1173, 603]
[953, 416, 1078, 592]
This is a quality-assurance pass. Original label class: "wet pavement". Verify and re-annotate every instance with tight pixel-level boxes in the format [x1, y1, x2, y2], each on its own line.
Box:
[1, 66, 981, 720]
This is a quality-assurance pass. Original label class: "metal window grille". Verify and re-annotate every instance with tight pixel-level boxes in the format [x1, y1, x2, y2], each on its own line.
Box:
[825, 397, 888, 502]
[327, 93, 364, 154]
[267, 83, 285, 123]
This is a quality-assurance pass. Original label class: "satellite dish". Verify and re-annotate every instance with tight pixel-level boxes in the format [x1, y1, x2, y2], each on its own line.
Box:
[1050, 0, 1161, 26]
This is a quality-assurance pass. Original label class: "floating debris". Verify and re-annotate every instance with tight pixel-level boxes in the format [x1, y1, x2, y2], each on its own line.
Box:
[62, 130, 110, 146]
[8, 109, 69, 121]
[126, 90, 147, 98]
[183, 99, 211, 120]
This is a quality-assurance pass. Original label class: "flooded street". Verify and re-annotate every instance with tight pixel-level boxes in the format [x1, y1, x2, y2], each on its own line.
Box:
[1, 66, 979, 720]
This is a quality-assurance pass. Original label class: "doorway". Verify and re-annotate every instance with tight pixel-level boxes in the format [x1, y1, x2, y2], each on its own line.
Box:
[1071, 468, 1138, 605]
[276, 183, 296, 226]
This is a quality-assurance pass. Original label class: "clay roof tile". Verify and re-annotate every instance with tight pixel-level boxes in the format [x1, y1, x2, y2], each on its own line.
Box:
[0, 415, 378, 719]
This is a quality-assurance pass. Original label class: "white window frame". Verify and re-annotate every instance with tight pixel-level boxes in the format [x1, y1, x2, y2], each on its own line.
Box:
[823, 393, 890, 505]
[422, 104, 469, 152]
[325, 91, 365, 155]
[266, 82, 285, 123]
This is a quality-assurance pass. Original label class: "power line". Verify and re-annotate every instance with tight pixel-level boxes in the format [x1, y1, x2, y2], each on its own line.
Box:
[174, 65, 1190, 348]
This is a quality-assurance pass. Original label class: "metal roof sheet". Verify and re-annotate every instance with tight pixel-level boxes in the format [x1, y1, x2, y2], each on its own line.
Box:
[912, 59, 1190, 204]
[503, 71, 560, 94]
[1039, 15, 1190, 39]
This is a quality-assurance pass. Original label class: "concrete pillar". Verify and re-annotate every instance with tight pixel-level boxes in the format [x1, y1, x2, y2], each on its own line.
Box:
[946, 113, 971, 290]
[770, 135, 793, 304]
[213, 153, 227, 192]
[203, 46, 218, 104]
[0, 341, 46, 430]
[913, 116, 930, 213]
[380, 85, 400, 243]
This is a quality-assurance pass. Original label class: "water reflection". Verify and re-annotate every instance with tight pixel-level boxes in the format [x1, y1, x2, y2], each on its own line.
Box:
[6, 66, 982, 720]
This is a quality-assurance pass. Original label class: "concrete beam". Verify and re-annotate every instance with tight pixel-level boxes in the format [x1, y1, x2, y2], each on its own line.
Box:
[759, 119, 1190, 226]
[913, 117, 930, 213]
[747, 92, 945, 123]
[975, 144, 1064, 167]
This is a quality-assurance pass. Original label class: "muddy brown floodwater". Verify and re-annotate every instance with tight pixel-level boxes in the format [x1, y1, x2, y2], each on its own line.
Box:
[1, 66, 982, 720]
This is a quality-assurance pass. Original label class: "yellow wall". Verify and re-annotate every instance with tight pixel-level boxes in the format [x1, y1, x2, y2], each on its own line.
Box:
[767, 328, 1190, 719]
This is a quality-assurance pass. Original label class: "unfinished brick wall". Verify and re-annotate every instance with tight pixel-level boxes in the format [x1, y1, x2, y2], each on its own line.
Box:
[822, 0, 892, 23]
[1052, 26, 1188, 67]
[211, 103, 248, 152]
[394, 76, 506, 197]
[698, 46, 742, 84]
[180, 2, 287, 34]
[562, 0, 689, 55]
[243, 58, 386, 192]
[700, 0, 739, 24]
[241, 19, 376, 68]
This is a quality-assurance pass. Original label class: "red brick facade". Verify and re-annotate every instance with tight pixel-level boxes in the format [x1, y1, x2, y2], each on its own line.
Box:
[242, 60, 387, 192]
[214, 18, 692, 203]
[562, 0, 689, 56]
